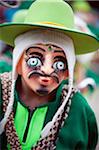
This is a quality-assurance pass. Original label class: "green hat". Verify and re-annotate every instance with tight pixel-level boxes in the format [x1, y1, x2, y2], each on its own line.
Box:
[0, 0, 99, 54]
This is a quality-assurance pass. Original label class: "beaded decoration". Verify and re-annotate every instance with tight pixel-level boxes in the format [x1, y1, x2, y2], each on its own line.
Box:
[0, 72, 77, 150]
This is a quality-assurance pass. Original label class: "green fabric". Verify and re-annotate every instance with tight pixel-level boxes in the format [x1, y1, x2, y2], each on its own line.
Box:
[0, 79, 98, 149]
[24, 107, 48, 147]
[14, 102, 48, 149]
[14, 102, 28, 143]
[0, 0, 98, 54]
[86, 69, 99, 86]
[0, 49, 12, 73]
[4, 49, 12, 59]
[88, 24, 99, 39]
[56, 92, 98, 150]
[0, 61, 12, 73]
[19, 0, 34, 9]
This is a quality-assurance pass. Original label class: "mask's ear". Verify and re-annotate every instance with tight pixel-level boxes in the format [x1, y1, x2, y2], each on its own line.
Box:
[16, 56, 23, 75]
[64, 70, 69, 80]
[65, 70, 69, 77]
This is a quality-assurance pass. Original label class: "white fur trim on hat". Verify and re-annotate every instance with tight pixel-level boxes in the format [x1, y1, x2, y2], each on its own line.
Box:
[0, 29, 75, 135]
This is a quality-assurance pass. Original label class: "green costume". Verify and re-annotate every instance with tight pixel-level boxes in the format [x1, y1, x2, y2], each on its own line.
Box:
[0, 77, 98, 149]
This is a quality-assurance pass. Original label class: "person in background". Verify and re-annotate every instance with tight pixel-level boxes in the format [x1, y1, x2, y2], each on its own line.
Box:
[72, 0, 99, 39]
[86, 51, 99, 150]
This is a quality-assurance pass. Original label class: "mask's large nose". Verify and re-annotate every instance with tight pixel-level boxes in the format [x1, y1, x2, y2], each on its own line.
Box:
[41, 54, 54, 75]
[41, 65, 54, 76]
[39, 54, 54, 86]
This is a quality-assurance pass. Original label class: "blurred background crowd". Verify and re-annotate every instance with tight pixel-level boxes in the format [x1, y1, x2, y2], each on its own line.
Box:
[0, 0, 99, 148]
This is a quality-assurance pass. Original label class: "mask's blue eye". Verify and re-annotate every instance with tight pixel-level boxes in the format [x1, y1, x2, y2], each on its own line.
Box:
[27, 57, 42, 67]
[53, 61, 65, 71]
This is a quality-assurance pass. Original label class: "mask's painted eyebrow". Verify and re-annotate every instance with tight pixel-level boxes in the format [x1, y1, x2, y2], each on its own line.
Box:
[25, 46, 46, 54]
[53, 49, 65, 55]
[54, 56, 66, 61]
[26, 52, 43, 58]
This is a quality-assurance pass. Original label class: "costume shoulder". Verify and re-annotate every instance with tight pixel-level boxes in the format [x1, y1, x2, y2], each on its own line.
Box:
[72, 91, 98, 128]
[0, 72, 12, 117]
[75, 91, 98, 149]
[56, 90, 98, 150]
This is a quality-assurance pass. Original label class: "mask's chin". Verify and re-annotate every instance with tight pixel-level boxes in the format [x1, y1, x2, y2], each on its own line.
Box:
[36, 88, 49, 96]
[34, 84, 48, 96]
[35, 84, 58, 96]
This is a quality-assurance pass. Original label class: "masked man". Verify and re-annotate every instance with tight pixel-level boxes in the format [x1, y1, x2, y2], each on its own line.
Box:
[0, 0, 99, 149]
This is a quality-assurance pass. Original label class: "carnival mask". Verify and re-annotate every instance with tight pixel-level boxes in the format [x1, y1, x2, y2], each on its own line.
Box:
[17, 44, 68, 96]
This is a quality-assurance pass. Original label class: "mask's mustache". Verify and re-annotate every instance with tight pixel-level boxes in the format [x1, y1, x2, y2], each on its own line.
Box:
[27, 70, 59, 84]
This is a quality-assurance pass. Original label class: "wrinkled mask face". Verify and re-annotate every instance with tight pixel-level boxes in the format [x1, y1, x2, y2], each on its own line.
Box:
[17, 44, 68, 96]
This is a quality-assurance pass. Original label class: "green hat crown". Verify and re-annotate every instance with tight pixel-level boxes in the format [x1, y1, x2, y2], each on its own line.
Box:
[24, 0, 74, 29]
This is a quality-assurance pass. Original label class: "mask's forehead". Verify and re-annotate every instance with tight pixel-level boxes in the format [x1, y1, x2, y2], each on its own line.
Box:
[46, 44, 63, 52]
[24, 43, 66, 60]
[26, 43, 65, 52]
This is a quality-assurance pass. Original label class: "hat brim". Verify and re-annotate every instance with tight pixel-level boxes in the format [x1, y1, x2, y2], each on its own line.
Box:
[0, 22, 99, 54]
